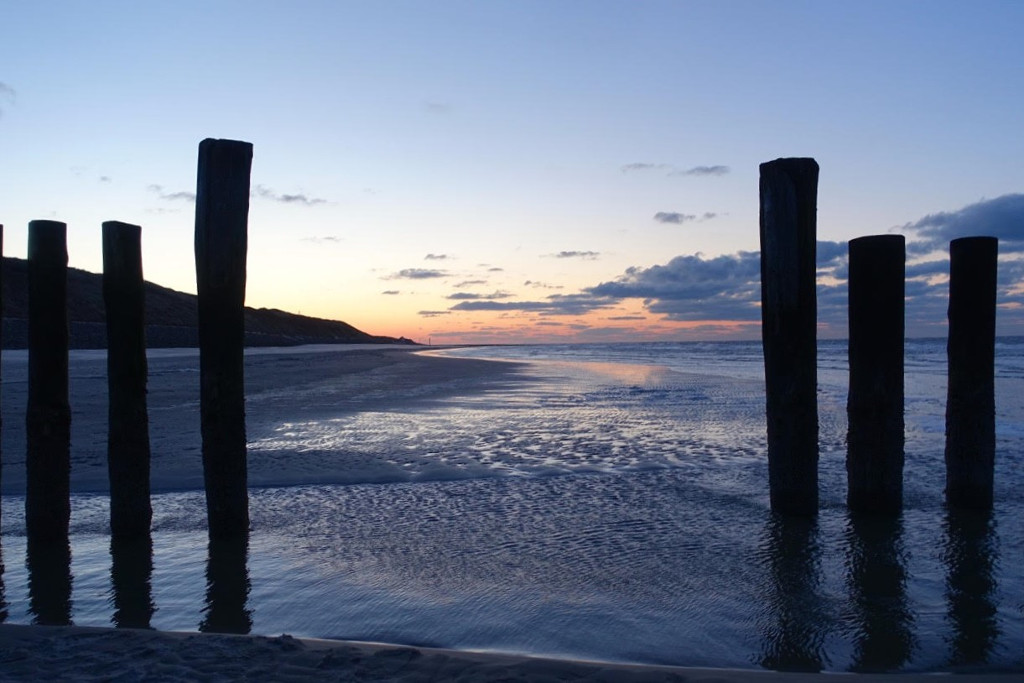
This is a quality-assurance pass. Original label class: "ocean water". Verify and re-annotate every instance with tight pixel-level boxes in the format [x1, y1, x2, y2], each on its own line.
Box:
[0, 338, 1022, 672]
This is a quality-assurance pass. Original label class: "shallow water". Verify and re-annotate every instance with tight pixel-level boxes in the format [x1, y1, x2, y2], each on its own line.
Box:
[1, 339, 1022, 672]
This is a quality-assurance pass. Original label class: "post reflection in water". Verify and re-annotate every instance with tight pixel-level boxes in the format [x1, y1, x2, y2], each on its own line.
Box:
[199, 533, 252, 634]
[26, 535, 73, 626]
[0, 544, 8, 624]
[109, 534, 156, 629]
[943, 508, 1000, 667]
[843, 514, 914, 672]
[756, 513, 829, 672]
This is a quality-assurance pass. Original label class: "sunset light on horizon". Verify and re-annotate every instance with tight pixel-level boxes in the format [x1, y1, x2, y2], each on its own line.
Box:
[2, 1, 1023, 344]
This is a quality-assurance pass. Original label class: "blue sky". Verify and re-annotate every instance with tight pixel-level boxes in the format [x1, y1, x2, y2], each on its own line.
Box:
[1, 1, 1022, 342]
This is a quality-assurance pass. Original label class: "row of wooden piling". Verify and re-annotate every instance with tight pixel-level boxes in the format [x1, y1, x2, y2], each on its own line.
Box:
[760, 158, 999, 516]
[4, 138, 253, 543]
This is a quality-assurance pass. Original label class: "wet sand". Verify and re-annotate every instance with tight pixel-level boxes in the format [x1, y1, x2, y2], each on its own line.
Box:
[1, 345, 1022, 680]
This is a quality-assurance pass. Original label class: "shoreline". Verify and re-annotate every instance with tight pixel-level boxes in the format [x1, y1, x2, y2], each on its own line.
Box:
[1, 344, 528, 495]
[2, 624, 1021, 681]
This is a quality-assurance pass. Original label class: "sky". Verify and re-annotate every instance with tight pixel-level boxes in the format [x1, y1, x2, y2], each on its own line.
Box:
[1, 1, 1022, 344]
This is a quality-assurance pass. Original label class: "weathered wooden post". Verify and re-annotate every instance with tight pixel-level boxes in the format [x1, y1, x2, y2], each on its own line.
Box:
[945, 236, 998, 510]
[759, 158, 819, 516]
[195, 138, 253, 538]
[25, 220, 71, 541]
[847, 235, 905, 514]
[103, 221, 153, 538]
[0, 224, 4, 527]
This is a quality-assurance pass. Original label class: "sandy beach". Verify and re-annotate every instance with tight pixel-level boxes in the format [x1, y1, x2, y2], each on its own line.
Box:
[1, 344, 1023, 680]
[1, 344, 526, 494]
[3, 624, 1023, 682]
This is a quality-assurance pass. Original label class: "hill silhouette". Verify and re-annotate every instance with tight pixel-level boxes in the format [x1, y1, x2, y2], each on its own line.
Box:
[1, 257, 414, 349]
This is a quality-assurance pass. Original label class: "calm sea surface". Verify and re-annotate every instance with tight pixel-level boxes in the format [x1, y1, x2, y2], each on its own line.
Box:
[1, 338, 1022, 672]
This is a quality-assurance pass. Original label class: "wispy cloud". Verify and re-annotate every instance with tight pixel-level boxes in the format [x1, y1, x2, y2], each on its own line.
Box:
[99, 175, 112, 184]
[451, 293, 614, 316]
[524, 280, 564, 290]
[0, 82, 14, 118]
[670, 165, 730, 177]
[301, 235, 343, 244]
[549, 250, 600, 260]
[454, 279, 488, 288]
[419, 310, 452, 317]
[654, 212, 696, 225]
[621, 162, 730, 177]
[621, 162, 673, 173]
[382, 290, 401, 295]
[386, 268, 449, 280]
[423, 101, 452, 114]
[256, 185, 327, 206]
[447, 290, 513, 301]
[148, 184, 195, 202]
[425, 253, 451, 260]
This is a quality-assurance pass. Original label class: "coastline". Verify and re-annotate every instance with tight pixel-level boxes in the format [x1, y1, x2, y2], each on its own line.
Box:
[1, 344, 527, 494]
[3, 624, 1022, 682]
[1, 342, 1022, 676]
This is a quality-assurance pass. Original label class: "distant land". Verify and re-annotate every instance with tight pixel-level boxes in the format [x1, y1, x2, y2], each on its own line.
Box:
[0, 257, 416, 349]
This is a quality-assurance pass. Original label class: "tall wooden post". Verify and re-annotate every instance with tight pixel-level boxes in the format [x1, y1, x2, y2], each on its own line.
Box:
[0, 224, 4, 527]
[945, 236, 998, 510]
[26, 220, 71, 541]
[847, 235, 905, 514]
[759, 158, 819, 516]
[195, 138, 253, 538]
[103, 221, 153, 538]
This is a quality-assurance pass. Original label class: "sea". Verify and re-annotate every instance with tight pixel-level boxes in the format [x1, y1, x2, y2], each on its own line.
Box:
[1, 337, 1022, 673]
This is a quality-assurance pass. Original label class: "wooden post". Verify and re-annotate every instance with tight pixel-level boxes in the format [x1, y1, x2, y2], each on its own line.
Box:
[103, 221, 153, 538]
[194, 138, 253, 538]
[0, 224, 4, 528]
[847, 235, 905, 514]
[759, 158, 819, 516]
[25, 220, 71, 541]
[945, 236, 998, 510]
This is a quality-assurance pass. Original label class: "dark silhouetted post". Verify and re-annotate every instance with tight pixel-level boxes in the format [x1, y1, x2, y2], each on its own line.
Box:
[0, 224, 3, 528]
[195, 138, 253, 538]
[847, 235, 905, 514]
[103, 221, 153, 538]
[25, 220, 71, 541]
[945, 236, 998, 510]
[759, 158, 819, 516]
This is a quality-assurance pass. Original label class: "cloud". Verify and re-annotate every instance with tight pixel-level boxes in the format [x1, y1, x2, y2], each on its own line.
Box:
[621, 162, 672, 173]
[423, 101, 452, 114]
[147, 184, 195, 202]
[454, 279, 488, 287]
[903, 194, 1024, 255]
[487, 267, 504, 272]
[418, 310, 451, 317]
[622, 162, 729, 177]
[256, 185, 327, 206]
[550, 250, 600, 260]
[450, 293, 614, 316]
[99, 176, 112, 184]
[0, 82, 14, 117]
[447, 290, 513, 301]
[524, 280, 564, 290]
[586, 240, 848, 323]
[654, 212, 696, 225]
[386, 268, 449, 280]
[381, 290, 401, 295]
[301, 235, 343, 244]
[607, 315, 646, 321]
[425, 253, 451, 260]
[670, 165, 730, 177]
